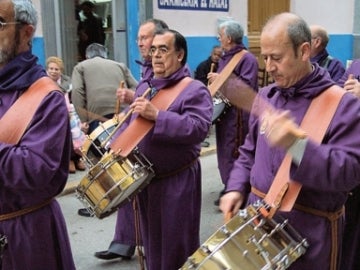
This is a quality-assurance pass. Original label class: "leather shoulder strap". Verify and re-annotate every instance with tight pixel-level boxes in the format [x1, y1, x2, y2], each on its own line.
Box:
[0, 77, 60, 144]
[110, 77, 193, 157]
[208, 50, 247, 96]
[264, 85, 346, 212]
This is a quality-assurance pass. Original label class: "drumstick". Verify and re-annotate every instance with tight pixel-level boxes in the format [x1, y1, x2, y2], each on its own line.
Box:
[115, 81, 125, 115]
[207, 63, 216, 87]
[220, 75, 307, 139]
[224, 211, 233, 223]
[210, 63, 215, 73]
[101, 87, 152, 148]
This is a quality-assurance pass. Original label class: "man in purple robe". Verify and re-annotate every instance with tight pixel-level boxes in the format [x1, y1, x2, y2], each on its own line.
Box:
[110, 29, 213, 270]
[207, 20, 258, 206]
[220, 13, 360, 270]
[310, 25, 345, 82]
[94, 19, 170, 261]
[0, 0, 75, 269]
[337, 59, 360, 270]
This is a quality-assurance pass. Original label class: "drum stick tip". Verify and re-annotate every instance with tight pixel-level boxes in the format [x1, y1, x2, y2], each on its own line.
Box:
[224, 211, 233, 223]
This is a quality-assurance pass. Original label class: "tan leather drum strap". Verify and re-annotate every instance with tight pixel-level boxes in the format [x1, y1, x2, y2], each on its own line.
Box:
[0, 77, 59, 144]
[208, 50, 247, 97]
[264, 85, 345, 212]
[110, 77, 192, 157]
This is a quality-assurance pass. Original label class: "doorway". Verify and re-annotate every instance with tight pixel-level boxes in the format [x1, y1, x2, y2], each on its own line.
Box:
[247, 0, 289, 86]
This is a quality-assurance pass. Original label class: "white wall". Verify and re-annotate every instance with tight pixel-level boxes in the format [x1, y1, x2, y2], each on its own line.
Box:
[154, 0, 355, 35]
[33, 0, 42, 36]
[292, 0, 354, 33]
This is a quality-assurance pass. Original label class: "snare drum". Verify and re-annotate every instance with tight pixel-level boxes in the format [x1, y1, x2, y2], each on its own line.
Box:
[212, 93, 230, 124]
[76, 148, 155, 219]
[181, 201, 308, 270]
[81, 118, 119, 167]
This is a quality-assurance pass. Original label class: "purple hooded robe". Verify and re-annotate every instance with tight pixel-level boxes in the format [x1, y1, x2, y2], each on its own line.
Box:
[337, 58, 360, 270]
[226, 64, 360, 270]
[107, 59, 154, 258]
[215, 44, 258, 185]
[0, 51, 75, 269]
[311, 49, 345, 82]
[112, 65, 213, 270]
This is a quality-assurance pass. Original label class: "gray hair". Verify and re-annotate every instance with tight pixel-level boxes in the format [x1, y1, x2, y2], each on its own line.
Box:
[287, 18, 311, 56]
[141, 18, 169, 35]
[13, 0, 38, 32]
[264, 13, 311, 57]
[85, 43, 108, 59]
[219, 20, 244, 44]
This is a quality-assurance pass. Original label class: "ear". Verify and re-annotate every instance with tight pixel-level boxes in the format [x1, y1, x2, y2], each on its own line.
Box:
[226, 35, 232, 44]
[19, 24, 35, 51]
[177, 49, 185, 62]
[299, 42, 311, 60]
[23, 24, 35, 42]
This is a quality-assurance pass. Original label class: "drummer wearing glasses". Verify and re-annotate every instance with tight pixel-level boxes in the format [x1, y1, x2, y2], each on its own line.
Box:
[111, 29, 213, 270]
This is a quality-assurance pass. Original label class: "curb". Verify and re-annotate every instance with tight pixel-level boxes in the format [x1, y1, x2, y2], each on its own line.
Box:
[60, 146, 217, 197]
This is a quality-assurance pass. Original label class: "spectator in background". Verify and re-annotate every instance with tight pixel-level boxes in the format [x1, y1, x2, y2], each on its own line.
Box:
[72, 43, 138, 135]
[46, 56, 72, 94]
[193, 45, 222, 147]
[77, 1, 105, 60]
[194, 45, 222, 85]
[310, 25, 345, 82]
[71, 43, 138, 217]
[46, 56, 87, 174]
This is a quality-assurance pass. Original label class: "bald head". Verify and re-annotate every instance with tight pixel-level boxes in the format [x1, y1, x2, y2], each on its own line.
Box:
[310, 25, 329, 48]
[262, 12, 311, 57]
[260, 12, 313, 88]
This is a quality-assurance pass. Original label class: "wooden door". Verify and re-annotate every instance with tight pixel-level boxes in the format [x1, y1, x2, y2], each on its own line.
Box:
[248, 0, 289, 86]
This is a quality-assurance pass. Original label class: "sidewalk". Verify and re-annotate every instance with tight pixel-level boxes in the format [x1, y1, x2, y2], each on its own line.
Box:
[61, 126, 216, 196]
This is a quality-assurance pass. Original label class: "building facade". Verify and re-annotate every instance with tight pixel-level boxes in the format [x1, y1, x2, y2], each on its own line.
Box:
[33, 0, 360, 81]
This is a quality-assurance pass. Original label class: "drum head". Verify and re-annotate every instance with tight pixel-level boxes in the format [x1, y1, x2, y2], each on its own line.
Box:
[81, 118, 118, 166]
[76, 150, 155, 219]
[181, 202, 308, 269]
[212, 98, 227, 124]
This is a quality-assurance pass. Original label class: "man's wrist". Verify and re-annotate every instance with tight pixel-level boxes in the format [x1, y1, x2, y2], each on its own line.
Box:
[287, 137, 308, 165]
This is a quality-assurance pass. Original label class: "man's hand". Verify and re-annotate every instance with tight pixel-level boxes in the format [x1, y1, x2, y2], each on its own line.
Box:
[344, 75, 360, 99]
[130, 97, 159, 121]
[260, 110, 306, 150]
[219, 191, 244, 222]
[116, 88, 135, 104]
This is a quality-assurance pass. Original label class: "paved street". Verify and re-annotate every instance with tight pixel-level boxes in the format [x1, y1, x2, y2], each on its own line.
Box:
[57, 130, 226, 269]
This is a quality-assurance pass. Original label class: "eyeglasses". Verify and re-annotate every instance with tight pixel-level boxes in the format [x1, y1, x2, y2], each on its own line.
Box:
[0, 21, 21, 31]
[149, 46, 171, 56]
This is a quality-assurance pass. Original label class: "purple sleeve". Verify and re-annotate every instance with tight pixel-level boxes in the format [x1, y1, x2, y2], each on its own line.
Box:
[233, 53, 259, 90]
[337, 59, 360, 86]
[293, 93, 360, 192]
[328, 58, 345, 82]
